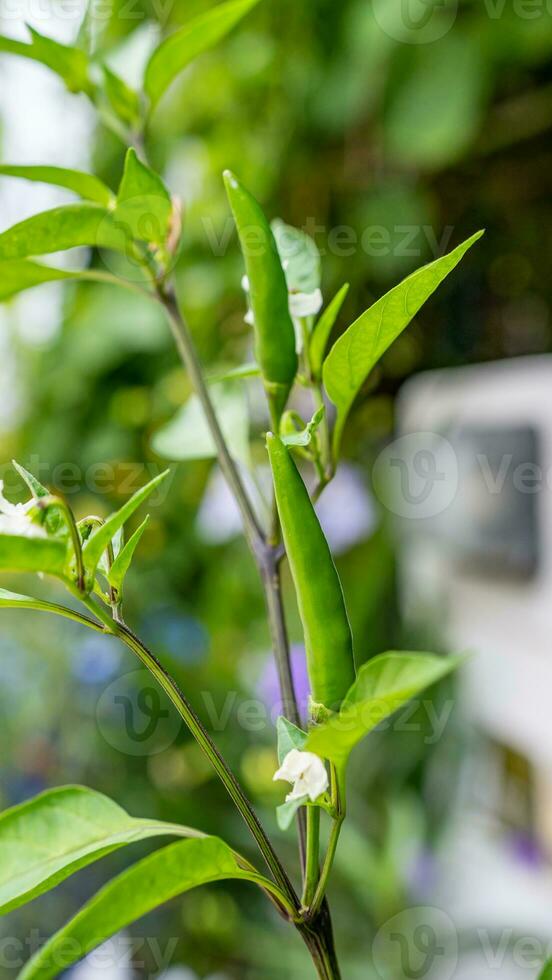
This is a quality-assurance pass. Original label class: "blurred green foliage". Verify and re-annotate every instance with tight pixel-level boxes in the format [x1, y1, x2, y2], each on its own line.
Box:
[0, 0, 551, 975]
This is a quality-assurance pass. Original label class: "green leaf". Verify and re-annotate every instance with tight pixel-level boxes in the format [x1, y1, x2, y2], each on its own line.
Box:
[0, 785, 202, 916]
[305, 652, 462, 769]
[310, 283, 349, 379]
[280, 405, 325, 448]
[0, 260, 80, 302]
[0, 535, 67, 577]
[323, 232, 483, 454]
[271, 219, 321, 295]
[276, 797, 308, 832]
[115, 148, 172, 247]
[82, 470, 169, 582]
[0, 204, 131, 261]
[0, 165, 114, 207]
[101, 66, 142, 129]
[12, 461, 64, 535]
[12, 460, 49, 498]
[19, 837, 275, 980]
[144, 0, 262, 109]
[107, 516, 149, 596]
[207, 362, 261, 384]
[539, 961, 552, 980]
[0, 260, 143, 303]
[152, 383, 250, 463]
[276, 716, 307, 765]
[0, 588, 103, 630]
[0, 27, 91, 94]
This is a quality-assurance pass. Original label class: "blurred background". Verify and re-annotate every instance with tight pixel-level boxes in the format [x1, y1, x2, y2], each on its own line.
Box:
[1, 0, 552, 977]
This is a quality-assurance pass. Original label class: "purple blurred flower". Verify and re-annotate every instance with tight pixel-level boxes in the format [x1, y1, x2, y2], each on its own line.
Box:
[509, 831, 544, 870]
[258, 644, 311, 725]
[316, 464, 376, 555]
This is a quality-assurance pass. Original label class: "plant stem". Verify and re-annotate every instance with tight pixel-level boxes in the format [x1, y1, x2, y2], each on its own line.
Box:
[156, 281, 306, 859]
[260, 551, 302, 729]
[309, 817, 344, 920]
[299, 906, 342, 979]
[37, 495, 85, 591]
[156, 283, 265, 559]
[82, 600, 299, 910]
[302, 806, 320, 908]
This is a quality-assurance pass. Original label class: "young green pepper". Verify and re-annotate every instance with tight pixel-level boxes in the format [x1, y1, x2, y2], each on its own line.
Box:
[267, 433, 356, 712]
[224, 171, 297, 423]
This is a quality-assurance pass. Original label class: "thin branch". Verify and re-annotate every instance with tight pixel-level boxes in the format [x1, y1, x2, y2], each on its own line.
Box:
[156, 280, 307, 865]
[156, 283, 265, 559]
[84, 601, 300, 912]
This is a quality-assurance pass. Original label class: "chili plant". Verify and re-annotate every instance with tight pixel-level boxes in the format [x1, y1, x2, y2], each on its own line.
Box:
[0, 3, 483, 977]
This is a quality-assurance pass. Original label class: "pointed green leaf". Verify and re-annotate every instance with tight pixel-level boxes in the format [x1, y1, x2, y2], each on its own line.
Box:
[276, 796, 308, 832]
[12, 460, 49, 498]
[207, 362, 260, 384]
[0, 260, 80, 302]
[0, 535, 67, 576]
[310, 283, 349, 379]
[0, 588, 103, 630]
[115, 148, 172, 247]
[0, 785, 205, 916]
[152, 384, 250, 463]
[20, 837, 275, 980]
[271, 219, 320, 295]
[102, 66, 141, 129]
[539, 962, 552, 980]
[305, 652, 462, 769]
[280, 405, 325, 449]
[323, 232, 484, 454]
[144, 0, 262, 109]
[107, 516, 149, 595]
[82, 470, 169, 581]
[0, 204, 131, 261]
[11, 461, 63, 535]
[0, 165, 114, 207]
[0, 27, 91, 94]
[276, 716, 307, 765]
[0, 260, 143, 303]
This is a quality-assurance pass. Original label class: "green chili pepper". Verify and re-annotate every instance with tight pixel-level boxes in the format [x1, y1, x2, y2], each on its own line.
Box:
[267, 433, 356, 711]
[224, 170, 297, 422]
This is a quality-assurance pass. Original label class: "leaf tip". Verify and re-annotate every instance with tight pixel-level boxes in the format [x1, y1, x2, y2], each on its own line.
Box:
[223, 169, 238, 191]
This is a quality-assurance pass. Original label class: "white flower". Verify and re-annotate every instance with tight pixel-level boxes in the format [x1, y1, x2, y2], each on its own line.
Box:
[273, 748, 328, 803]
[0, 481, 44, 538]
[288, 289, 323, 319]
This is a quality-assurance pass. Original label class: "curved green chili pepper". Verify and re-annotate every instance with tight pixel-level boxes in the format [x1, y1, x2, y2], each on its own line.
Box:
[224, 171, 297, 422]
[266, 433, 356, 711]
